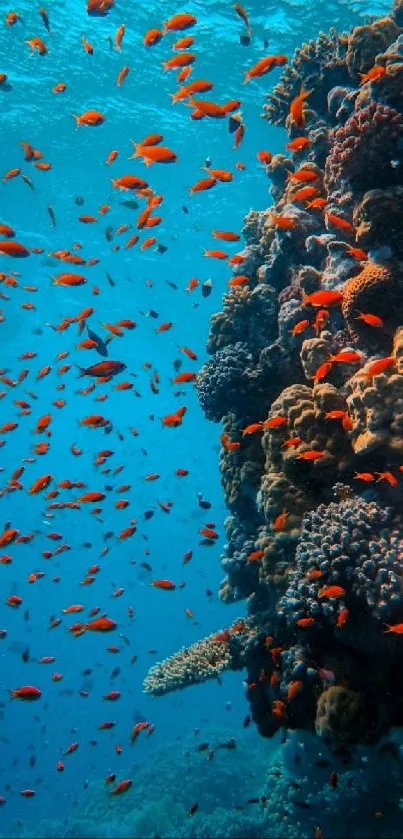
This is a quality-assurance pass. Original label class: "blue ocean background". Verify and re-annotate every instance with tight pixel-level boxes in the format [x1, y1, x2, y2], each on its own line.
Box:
[0, 0, 395, 836]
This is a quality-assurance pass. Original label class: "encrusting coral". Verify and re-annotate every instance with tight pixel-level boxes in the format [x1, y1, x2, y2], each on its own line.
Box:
[144, 2, 403, 754]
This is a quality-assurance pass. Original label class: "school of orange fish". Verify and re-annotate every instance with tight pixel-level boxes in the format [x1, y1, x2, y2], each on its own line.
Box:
[1, 1, 398, 822]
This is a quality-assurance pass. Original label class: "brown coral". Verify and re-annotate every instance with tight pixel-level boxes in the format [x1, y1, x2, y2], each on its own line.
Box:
[341, 261, 403, 347]
[353, 187, 403, 257]
[345, 17, 400, 81]
[315, 686, 388, 749]
[345, 350, 403, 456]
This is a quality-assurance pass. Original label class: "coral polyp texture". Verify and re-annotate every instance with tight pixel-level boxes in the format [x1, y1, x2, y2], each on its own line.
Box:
[144, 4, 403, 752]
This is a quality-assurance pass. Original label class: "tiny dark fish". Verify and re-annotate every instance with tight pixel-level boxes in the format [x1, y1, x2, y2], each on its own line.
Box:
[81, 542, 92, 549]
[24, 609, 30, 621]
[157, 244, 167, 254]
[166, 281, 178, 290]
[205, 588, 213, 597]
[22, 174, 35, 192]
[217, 738, 236, 750]
[130, 655, 138, 664]
[181, 205, 189, 215]
[120, 200, 139, 210]
[140, 562, 152, 571]
[173, 359, 182, 373]
[82, 669, 92, 676]
[21, 648, 30, 663]
[110, 667, 121, 680]
[228, 115, 241, 134]
[29, 754, 36, 769]
[197, 495, 211, 510]
[105, 226, 114, 242]
[202, 279, 213, 298]
[147, 310, 159, 319]
[106, 271, 115, 288]
[144, 511, 154, 521]
[104, 531, 114, 540]
[199, 539, 215, 547]
[315, 759, 330, 768]
[239, 33, 251, 45]
[247, 798, 260, 805]
[196, 742, 209, 752]
[47, 205, 56, 228]
[294, 801, 311, 809]
[74, 196, 84, 206]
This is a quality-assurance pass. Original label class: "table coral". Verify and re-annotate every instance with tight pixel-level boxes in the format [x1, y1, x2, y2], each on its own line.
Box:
[143, 621, 255, 696]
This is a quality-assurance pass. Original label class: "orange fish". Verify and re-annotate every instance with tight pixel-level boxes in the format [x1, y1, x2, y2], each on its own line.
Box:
[286, 137, 311, 152]
[318, 585, 345, 599]
[117, 65, 130, 86]
[304, 290, 343, 307]
[242, 422, 262, 435]
[72, 110, 105, 127]
[359, 65, 385, 85]
[163, 13, 197, 32]
[289, 85, 312, 128]
[189, 177, 217, 195]
[244, 54, 287, 83]
[150, 579, 176, 590]
[143, 28, 163, 47]
[355, 311, 383, 327]
[263, 416, 287, 429]
[325, 212, 354, 235]
[365, 356, 395, 378]
[273, 511, 289, 531]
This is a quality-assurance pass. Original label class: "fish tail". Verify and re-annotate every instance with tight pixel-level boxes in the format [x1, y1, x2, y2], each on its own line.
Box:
[71, 114, 81, 127]
[75, 364, 86, 377]
[300, 85, 313, 100]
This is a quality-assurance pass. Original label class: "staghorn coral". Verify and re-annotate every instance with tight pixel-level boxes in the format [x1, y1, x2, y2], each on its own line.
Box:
[353, 187, 403, 256]
[143, 621, 255, 696]
[325, 103, 403, 209]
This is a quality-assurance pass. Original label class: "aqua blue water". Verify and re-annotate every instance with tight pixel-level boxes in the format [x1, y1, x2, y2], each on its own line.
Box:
[0, 1, 395, 837]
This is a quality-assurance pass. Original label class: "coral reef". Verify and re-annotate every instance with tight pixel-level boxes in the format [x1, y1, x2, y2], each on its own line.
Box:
[145, 4, 403, 757]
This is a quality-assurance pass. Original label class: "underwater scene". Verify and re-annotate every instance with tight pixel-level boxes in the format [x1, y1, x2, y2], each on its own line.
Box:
[4, 0, 403, 836]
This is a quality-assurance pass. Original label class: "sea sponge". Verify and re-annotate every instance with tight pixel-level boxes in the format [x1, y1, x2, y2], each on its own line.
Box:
[315, 686, 388, 748]
[341, 261, 403, 347]
[353, 188, 403, 257]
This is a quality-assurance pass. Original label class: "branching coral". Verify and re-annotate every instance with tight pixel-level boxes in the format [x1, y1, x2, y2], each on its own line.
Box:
[264, 29, 349, 128]
[143, 620, 255, 696]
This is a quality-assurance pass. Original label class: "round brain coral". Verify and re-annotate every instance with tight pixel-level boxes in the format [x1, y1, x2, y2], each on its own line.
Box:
[341, 261, 403, 347]
[196, 342, 269, 423]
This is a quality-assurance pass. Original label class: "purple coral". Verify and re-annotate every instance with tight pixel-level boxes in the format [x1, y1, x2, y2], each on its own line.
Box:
[196, 342, 268, 423]
[279, 495, 403, 625]
[325, 103, 403, 208]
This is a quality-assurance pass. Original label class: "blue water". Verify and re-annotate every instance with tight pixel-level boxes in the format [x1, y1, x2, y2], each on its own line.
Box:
[0, 0, 395, 836]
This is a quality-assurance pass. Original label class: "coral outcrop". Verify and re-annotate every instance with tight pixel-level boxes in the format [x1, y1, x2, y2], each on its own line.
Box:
[145, 2, 403, 755]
